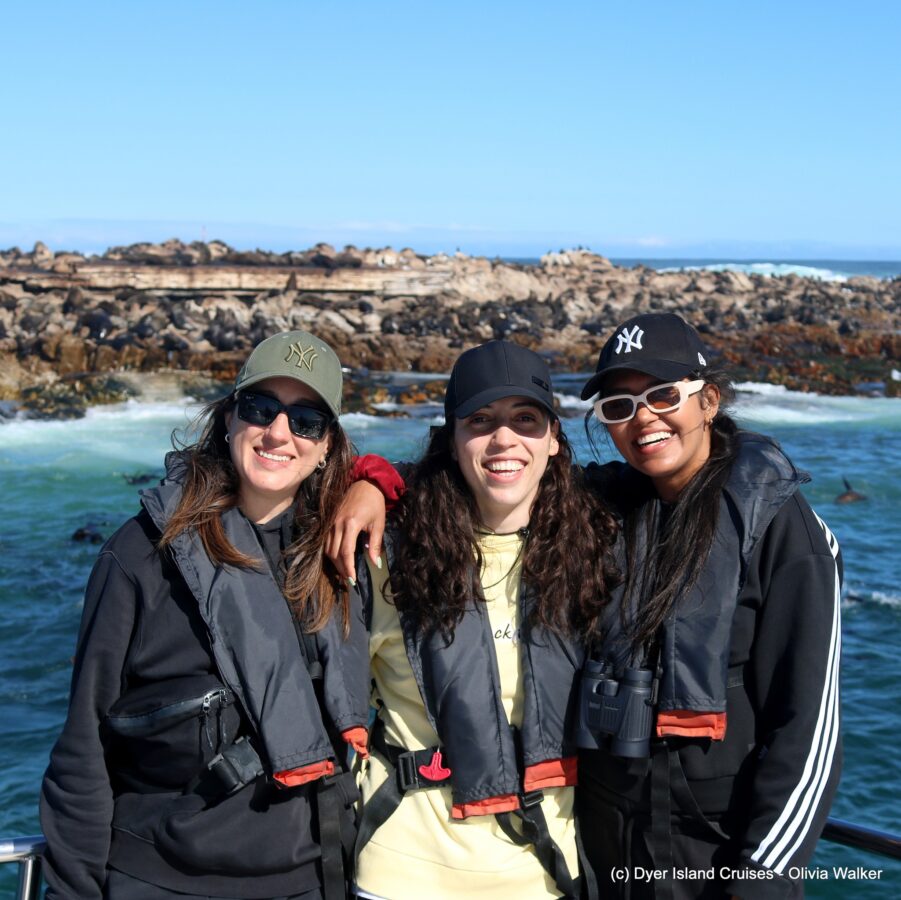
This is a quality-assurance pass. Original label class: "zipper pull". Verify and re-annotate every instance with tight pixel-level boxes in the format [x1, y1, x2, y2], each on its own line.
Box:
[201, 690, 217, 751]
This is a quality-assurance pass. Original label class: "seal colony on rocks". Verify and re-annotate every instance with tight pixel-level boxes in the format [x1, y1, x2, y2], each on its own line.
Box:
[1, 239, 899, 419]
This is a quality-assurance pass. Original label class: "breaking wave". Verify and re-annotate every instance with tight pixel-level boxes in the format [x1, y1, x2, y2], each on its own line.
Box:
[661, 261, 849, 282]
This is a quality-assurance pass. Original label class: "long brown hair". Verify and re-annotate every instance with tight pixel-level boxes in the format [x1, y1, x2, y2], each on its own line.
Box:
[585, 368, 739, 651]
[388, 420, 620, 640]
[158, 393, 354, 633]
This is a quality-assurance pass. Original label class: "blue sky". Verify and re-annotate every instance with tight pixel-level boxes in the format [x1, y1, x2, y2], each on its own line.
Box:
[2, 1, 899, 259]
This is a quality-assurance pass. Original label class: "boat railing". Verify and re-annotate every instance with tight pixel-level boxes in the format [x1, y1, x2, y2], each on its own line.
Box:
[820, 818, 901, 861]
[2, 819, 899, 898]
[0, 835, 45, 900]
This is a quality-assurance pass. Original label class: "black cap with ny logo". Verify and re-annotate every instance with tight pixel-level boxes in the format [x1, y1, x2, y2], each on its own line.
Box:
[581, 313, 711, 400]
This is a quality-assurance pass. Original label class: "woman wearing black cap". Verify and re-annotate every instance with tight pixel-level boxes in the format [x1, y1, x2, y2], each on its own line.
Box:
[351, 340, 619, 899]
[576, 312, 842, 899]
[39, 331, 399, 899]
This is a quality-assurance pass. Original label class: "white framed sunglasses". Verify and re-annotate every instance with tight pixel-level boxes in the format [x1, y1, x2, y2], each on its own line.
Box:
[593, 379, 705, 424]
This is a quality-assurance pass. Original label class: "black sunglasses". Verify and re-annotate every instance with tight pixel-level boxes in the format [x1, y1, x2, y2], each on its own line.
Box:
[236, 391, 332, 440]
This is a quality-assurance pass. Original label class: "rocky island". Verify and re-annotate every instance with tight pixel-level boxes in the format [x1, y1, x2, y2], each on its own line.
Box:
[1, 239, 898, 419]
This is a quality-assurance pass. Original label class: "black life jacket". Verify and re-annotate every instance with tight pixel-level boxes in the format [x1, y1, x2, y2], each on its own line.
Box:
[594, 432, 806, 741]
[394, 578, 584, 815]
[356, 533, 589, 898]
[139, 452, 371, 785]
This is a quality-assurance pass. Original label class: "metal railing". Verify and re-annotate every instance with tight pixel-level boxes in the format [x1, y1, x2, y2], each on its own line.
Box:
[821, 818, 901, 861]
[0, 835, 45, 900]
[2, 818, 899, 899]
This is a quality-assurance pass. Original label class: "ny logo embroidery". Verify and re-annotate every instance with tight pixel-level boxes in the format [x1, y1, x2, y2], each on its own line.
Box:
[615, 325, 644, 354]
[285, 342, 318, 371]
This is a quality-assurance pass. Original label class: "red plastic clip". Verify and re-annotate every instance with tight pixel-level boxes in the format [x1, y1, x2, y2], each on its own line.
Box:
[419, 750, 451, 781]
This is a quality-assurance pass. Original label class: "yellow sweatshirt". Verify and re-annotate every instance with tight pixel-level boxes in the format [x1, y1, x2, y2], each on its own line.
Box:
[355, 532, 578, 899]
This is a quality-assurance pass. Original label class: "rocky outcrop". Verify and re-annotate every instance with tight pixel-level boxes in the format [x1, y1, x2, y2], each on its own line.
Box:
[1, 239, 899, 418]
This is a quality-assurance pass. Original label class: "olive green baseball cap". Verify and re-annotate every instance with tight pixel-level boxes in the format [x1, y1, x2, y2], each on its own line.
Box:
[233, 330, 343, 418]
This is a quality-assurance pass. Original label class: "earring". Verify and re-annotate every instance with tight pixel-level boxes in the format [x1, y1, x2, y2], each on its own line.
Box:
[225, 433, 231, 444]
[317, 457, 327, 470]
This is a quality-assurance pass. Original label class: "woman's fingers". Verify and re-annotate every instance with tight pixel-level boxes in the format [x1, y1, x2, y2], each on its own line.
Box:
[327, 481, 388, 579]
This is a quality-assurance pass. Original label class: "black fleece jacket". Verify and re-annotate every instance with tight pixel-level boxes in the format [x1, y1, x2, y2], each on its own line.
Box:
[579, 474, 843, 900]
[39, 508, 323, 900]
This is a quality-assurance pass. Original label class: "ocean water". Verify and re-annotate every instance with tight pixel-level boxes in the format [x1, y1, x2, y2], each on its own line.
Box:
[610, 258, 901, 282]
[1, 385, 899, 896]
[507, 257, 901, 281]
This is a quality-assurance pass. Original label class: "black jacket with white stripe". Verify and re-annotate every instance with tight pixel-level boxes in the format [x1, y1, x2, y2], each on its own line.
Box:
[579, 441, 843, 899]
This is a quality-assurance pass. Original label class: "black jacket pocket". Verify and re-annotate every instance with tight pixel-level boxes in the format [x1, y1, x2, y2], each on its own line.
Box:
[104, 674, 242, 791]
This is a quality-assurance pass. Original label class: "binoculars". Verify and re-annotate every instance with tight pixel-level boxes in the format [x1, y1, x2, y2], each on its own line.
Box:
[574, 660, 656, 758]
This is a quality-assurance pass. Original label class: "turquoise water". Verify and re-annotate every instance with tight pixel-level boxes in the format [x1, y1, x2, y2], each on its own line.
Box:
[1, 386, 899, 896]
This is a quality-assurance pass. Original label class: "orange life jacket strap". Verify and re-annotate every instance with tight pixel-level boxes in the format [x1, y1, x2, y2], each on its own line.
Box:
[273, 759, 335, 788]
[524, 756, 578, 791]
[656, 710, 726, 740]
[451, 793, 520, 819]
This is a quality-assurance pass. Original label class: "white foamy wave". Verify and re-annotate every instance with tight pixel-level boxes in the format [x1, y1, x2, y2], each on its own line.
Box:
[0, 399, 198, 440]
[843, 587, 901, 610]
[0, 399, 209, 474]
[867, 591, 901, 609]
[733, 385, 901, 427]
[337, 410, 392, 427]
[87, 397, 203, 421]
[733, 382, 796, 396]
[557, 392, 592, 411]
[364, 403, 445, 420]
[660, 262, 846, 282]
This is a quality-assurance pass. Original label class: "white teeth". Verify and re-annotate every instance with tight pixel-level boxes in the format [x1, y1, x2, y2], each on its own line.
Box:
[486, 460, 524, 472]
[637, 432, 672, 447]
[257, 450, 291, 462]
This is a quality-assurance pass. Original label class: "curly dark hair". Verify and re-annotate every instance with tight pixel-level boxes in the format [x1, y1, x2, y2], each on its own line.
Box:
[585, 367, 740, 651]
[387, 419, 621, 640]
[158, 393, 355, 634]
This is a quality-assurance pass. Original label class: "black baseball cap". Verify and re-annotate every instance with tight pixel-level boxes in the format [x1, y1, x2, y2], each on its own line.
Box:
[445, 340, 556, 419]
[580, 313, 710, 400]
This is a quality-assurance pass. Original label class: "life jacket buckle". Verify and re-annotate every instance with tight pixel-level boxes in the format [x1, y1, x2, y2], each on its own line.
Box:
[395, 751, 419, 791]
[395, 746, 452, 792]
[204, 735, 266, 796]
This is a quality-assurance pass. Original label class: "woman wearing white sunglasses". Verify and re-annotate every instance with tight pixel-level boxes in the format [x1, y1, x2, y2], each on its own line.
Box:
[577, 312, 843, 900]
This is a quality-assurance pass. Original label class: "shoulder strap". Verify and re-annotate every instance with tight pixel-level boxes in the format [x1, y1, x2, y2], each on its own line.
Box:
[495, 801, 581, 899]
[355, 719, 582, 899]
[649, 742, 730, 900]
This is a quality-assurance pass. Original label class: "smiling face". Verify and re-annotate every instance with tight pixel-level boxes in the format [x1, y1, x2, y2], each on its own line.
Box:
[452, 395, 560, 532]
[603, 371, 719, 502]
[226, 376, 332, 523]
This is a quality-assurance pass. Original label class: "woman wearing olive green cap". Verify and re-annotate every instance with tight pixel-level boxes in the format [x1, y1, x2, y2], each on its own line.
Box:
[40, 331, 375, 899]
